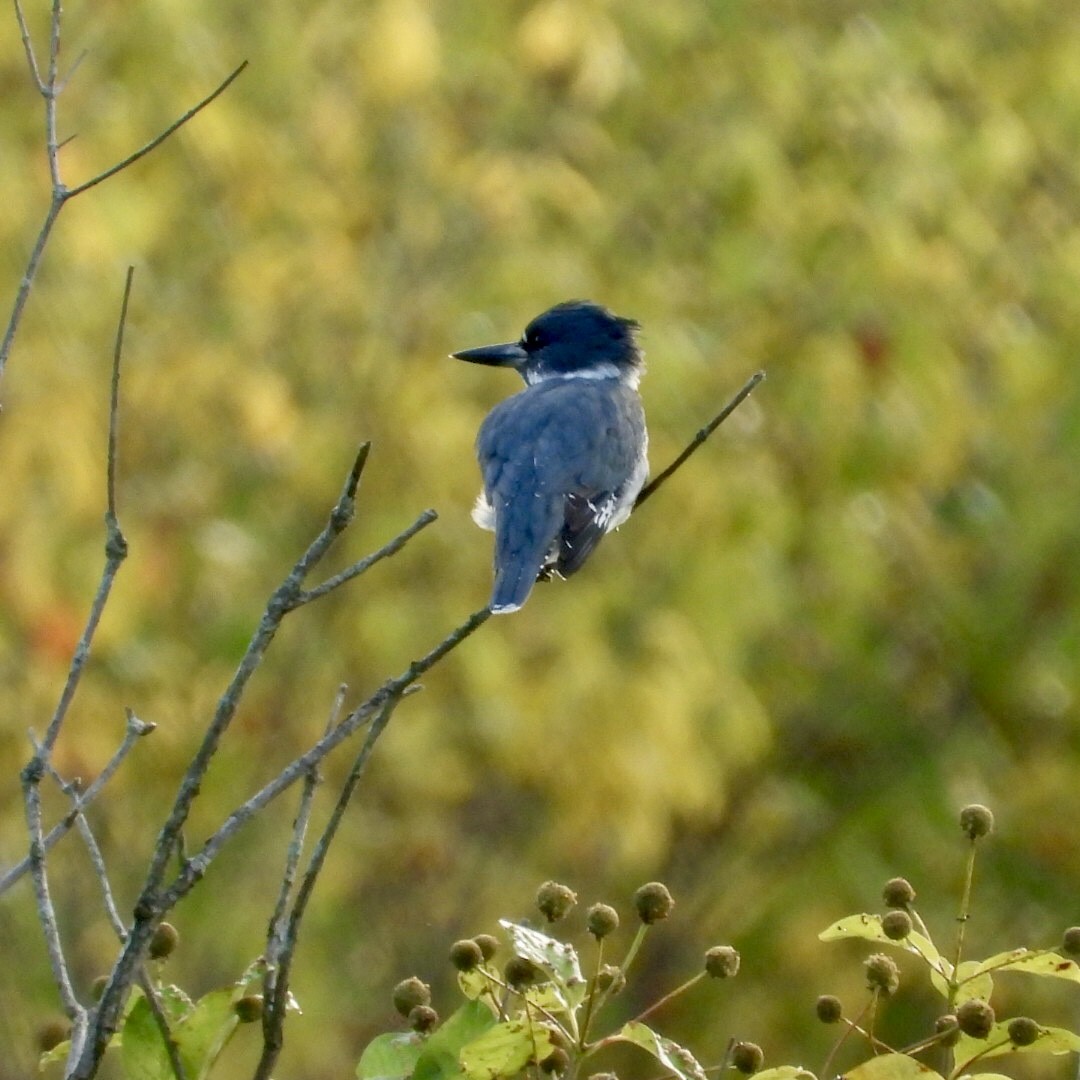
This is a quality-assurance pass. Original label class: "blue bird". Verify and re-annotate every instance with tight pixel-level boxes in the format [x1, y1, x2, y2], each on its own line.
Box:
[453, 300, 649, 614]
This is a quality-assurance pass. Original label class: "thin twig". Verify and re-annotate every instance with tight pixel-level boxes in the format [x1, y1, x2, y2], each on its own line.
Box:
[634, 369, 766, 510]
[74, 811, 127, 940]
[15, 268, 138, 1056]
[22, 738, 83, 1019]
[56, 47, 88, 95]
[264, 687, 345, 984]
[12, 0, 44, 88]
[77, 452, 441, 1077]
[263, 686, 343, 959]
[0, 45, 247, 386]
[35, 755, 128, 939]
[44, 0, 63, 190]
[108, 266, 134, 521]
[297, 509, 438, 605]
[256, 690, 411, 1080]
[0, 710, 154, 895]
[135, 968, 189, 1080]
[165, 607, 491, 909]
[38, 273, 132, 755]
[66, 61, 249, 199]
[0, 194, 63, 387]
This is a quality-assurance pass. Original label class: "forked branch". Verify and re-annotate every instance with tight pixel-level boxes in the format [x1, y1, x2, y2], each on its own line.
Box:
[1, 0, 247, 387]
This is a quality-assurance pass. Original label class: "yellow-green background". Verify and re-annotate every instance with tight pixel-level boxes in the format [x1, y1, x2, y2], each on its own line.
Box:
[2, 0, 1079, 1076]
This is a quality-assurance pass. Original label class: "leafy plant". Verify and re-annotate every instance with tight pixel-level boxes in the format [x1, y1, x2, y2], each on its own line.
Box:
[357, 880, 762, 1080]
[40, 951, 289, 1079]
[816, 804, 1080, 1080]
[357, 806, 1080, 1080]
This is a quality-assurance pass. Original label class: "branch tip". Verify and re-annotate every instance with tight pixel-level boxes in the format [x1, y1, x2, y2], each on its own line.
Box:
[634, 368, 766, 510]
[347, 441, 372, 497]
[66, 59, 250, 199]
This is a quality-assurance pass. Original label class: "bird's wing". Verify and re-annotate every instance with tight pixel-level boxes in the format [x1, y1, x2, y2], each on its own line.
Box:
[476, 380, 647, 601]
[531, 381, 647, 578]
[555, 491, 617, 577]
[476, 394, 565, 609]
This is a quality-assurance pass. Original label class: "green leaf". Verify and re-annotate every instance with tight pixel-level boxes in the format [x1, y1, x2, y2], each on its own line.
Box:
[954, 1021, 1080, 1068]
[459, 1018, 556, 1080]
[39, 1028, 125, 1070]
[522, 981, 581, 1016]
[413, 999, 498, 1080]
[498, 920, 587, 1009]
[609, 1020, 707, 1080]
[820, 915, 949, 979]
[356, 1031, 425, 1080]
[174, 987, 239, 1080]
[156, 983, 196, 1023]
[39, 1039, 71, 1069]
[458, 966, 498, 1002]
[968, 950, 1080, 985]
[754, 1068, 818, 1080]
[841, 1052, 944, 1080]
[121, 996, 177, 1080]
[951, 961, 993, 1005]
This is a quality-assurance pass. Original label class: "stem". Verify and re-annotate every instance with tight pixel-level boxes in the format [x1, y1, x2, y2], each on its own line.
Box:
[634, 370, 765, 510]
[951, 840, 979, 993]
[627, 972, 705, 1027]
[576, 938, 605, 1050]
[820, 997, 875, 1079]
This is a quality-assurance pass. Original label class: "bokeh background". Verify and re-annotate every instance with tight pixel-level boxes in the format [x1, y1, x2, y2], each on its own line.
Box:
[2, 0, 1080, 1076]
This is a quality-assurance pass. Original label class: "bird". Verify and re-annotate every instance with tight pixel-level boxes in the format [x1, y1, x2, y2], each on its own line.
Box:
[452, 300, 649, 614]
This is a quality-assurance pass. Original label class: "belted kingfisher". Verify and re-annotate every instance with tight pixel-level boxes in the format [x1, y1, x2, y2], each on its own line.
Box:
[453, 300, 649, 614]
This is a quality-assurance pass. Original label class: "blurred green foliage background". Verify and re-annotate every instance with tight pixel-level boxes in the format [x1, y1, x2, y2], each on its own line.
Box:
[2, 0, 1080, 1075]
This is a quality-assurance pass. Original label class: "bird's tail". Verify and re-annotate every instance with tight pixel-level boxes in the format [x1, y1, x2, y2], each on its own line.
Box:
[489, 496, 560, 614]
[489, 566, 536, 614]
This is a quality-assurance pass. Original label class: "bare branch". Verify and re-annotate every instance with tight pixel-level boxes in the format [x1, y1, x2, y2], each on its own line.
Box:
[12, 0, 43, 89]
[165, 607, 491, 908]
[257, 690, 408, 1079]
[298, 508, 438, 605]
[37, 275, 133, 756]
[0, 710, 154, 895]
[44, 0, 62, 184]
[66, 60, 249, 199]
[14, 265, 141, 1063]
[0, 50, 247, 387]
[75, 446, 432, 1073]
[108, 266, 134, 521]
[33, 755, 128, 939]
[134, 442, 412, 905]
[21, 740, 83, 1019]
[0, 194, 63, 386]
[73, 809, 126, 940]
[265, 688, 344, 968]
[80, 603, 490, 1078]
[634, 369, 766, 510]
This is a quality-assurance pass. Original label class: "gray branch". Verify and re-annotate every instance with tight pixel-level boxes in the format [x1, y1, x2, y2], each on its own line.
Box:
[634, 369, 766, 510]
[75, 459, 443, 1078]
[0, 710, 155, 895]
[1, 1, 246, 389]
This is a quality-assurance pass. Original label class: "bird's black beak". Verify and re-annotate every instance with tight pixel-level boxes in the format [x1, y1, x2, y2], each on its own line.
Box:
[451, 341, 528, 368]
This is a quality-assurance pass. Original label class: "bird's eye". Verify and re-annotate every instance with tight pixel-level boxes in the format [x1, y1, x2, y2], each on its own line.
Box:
[522, 327, 543, 349]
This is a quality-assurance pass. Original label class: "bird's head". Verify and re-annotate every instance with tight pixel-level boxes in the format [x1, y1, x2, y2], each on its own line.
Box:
[452, 301, 643, 386]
